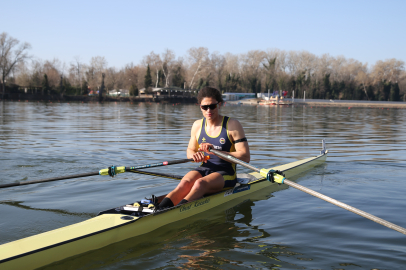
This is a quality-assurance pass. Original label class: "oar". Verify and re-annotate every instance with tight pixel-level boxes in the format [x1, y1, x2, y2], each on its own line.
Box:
[127, 169, 183, 180]
[209, 148, 406, 235]
[0, 157, 203, 189]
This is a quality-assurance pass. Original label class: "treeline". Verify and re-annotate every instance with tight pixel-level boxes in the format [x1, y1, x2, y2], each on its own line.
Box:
[2, 33, 405, 101]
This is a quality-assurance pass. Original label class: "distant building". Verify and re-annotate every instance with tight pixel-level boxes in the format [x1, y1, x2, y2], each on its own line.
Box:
[222, 92, 256, 101]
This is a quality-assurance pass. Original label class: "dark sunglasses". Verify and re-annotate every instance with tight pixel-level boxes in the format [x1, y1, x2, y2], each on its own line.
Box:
[200, 103, 219, 110]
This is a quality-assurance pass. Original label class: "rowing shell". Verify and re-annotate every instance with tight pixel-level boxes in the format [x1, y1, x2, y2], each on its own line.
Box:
[0, 149, 327, 269]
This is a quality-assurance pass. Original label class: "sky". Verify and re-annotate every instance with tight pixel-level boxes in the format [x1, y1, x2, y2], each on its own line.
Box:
[2, 0, 405, 69]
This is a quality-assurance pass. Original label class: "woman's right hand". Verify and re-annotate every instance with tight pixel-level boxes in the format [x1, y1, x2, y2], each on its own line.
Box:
[192, 151, 208, 163]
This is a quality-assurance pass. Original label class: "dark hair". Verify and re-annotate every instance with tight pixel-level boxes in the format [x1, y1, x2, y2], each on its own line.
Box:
[197, 87, 223, 104]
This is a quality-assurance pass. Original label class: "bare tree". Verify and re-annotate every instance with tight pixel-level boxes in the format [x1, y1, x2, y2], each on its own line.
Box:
[14, 61, 31, 88]
[399, 71, 406, 101]
[87, 56, 107, 91]
[161, 49, 175, 87]
[300, 51, 317, 79]
[187, 47, 209, 89]
[31, 60, 44, 93]
[142, 52, 162, 88]
[330, 55, 346, 81]
[43, 58, 63, 89]
[123, 62, 139, 90]
[223, 53, 241, 90]
[371, 58, 405, 84]
[0, 32, 31, 97]
[69, 56, 83, 94]
[223, 53, 240, 73]
[240, 50, 266, 93]
[209, 52, 226, 89]
[355, 63, 371, 100]
[105, 67, 118, 90]
[286, 51, 312, 84]
[342, 58, 364, 82]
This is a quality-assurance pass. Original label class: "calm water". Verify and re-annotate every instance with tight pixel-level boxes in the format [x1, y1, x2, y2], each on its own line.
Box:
[1, 101, 406, 269]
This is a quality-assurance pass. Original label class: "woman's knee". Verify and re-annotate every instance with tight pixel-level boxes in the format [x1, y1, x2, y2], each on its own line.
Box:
[191, 178, 208, 191]
[177, 179, 194, 190]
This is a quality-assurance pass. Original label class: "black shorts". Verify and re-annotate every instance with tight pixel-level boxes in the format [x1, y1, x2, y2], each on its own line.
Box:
[193, 166, 237, 188]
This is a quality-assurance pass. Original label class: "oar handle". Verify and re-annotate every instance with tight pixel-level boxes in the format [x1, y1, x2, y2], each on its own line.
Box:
[99, 157, 209, 176]
[128, 158, 194, 170]
[208, 149, 259, 172]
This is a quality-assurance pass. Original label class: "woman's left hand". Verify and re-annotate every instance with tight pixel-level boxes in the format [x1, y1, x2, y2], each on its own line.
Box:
[198, 143, 214, 154]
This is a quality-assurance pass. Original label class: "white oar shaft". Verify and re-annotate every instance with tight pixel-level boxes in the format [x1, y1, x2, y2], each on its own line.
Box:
[208, 148, 406, 235]
[284, 179, 406, 235]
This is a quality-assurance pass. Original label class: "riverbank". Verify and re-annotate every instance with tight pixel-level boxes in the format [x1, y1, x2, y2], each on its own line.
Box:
[3, 93, 405, 108]
[0, 93, 197, 104]
[227, 98, 406, 108]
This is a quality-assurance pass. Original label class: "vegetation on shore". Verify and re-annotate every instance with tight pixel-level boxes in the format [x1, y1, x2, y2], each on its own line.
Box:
[1, 32, 405, 101]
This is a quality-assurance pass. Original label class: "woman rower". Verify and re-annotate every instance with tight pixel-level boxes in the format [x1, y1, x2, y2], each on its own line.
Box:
[158, 87, 250, 209]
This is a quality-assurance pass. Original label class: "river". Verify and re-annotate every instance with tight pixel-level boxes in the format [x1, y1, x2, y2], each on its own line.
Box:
[1, 101, 405, 269]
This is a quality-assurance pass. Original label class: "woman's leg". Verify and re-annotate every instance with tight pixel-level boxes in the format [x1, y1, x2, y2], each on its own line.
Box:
[165, 171, 203, 205]
[184, 172, 224, 202]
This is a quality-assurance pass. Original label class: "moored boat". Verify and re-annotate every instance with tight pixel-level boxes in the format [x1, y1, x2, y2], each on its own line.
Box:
[0, 146, 328, 269]
[259, 96, 293, 106]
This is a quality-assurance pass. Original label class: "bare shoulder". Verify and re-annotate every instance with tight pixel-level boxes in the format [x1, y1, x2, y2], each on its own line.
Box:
[227, 118, 244, 132]
[190, 119, 204, 136]
[191, 119, 203, 131]
[227, 118, 246, 140]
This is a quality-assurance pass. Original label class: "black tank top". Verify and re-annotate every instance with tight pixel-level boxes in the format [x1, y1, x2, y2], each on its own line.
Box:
[197, 116, 236, 177]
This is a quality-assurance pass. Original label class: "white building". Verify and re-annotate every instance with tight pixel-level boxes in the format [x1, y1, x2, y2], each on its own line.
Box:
[222, 92, 256, 101]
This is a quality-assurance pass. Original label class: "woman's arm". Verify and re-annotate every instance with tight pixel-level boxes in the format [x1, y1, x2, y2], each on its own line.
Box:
[186, 119, 207, 162]
[198, 118, 250, 163]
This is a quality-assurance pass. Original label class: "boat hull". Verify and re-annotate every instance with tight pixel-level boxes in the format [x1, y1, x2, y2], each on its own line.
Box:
[0, 151, 327, 269]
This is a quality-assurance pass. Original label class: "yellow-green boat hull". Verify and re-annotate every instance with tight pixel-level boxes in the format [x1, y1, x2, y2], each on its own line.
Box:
[0, 151, 327, 269]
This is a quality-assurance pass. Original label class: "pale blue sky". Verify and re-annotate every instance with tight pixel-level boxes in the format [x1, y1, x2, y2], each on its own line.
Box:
[2, 0, 405, 69]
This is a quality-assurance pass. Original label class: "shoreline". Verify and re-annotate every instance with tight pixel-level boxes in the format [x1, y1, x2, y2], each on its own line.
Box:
[2, 94, 406, 109]
[227, 98, 406, 108]
[0, 93, 197, 104]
